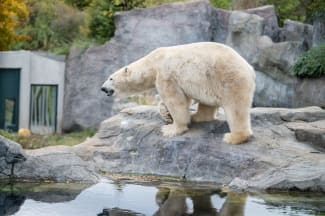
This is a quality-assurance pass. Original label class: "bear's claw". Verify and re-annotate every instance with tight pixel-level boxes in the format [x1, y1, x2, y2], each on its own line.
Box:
[159, 101, 173, 123]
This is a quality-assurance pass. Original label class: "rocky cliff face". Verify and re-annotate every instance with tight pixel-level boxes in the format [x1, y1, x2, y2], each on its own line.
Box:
[63, 0, 324, 131]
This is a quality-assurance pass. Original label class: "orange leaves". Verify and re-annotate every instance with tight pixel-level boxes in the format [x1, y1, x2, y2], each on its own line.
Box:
[0, 0, 28, 50]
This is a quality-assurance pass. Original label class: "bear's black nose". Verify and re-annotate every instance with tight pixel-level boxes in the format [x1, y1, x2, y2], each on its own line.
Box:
[107, 89, 114, 96]
[101, 87, 114, 96]
[101, 87, 108, 93]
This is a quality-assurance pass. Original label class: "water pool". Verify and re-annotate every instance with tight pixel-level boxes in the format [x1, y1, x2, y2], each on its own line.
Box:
[0, 180, 324, 216]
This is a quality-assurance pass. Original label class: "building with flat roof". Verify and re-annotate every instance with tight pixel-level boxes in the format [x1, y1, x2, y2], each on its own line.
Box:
[0, 51, 65, 134]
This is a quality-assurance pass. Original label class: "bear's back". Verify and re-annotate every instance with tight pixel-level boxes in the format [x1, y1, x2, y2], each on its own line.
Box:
[154, 42, 255, 106]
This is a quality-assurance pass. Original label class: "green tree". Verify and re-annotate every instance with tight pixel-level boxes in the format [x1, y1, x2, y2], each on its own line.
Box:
[15, 0, 86, 52]
[0, 0, 28, 50]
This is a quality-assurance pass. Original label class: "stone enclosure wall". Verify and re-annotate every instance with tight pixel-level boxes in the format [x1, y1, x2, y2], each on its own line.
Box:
[63, 0, 325, 131]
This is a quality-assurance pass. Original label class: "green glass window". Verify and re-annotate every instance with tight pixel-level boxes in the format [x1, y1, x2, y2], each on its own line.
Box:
[4, 98, 15, 130]
[30, 85, 57, 134]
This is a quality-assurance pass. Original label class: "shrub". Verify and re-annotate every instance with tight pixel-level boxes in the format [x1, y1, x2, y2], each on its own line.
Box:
[87, 0, 145, 43]
[292, 44, 325, 78]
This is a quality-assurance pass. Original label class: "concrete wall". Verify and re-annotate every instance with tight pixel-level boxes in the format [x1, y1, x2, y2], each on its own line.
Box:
[0, 51, 65, 133]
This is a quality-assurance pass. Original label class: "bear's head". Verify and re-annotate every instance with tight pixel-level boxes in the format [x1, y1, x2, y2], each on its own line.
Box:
[101, 59, 156, 97]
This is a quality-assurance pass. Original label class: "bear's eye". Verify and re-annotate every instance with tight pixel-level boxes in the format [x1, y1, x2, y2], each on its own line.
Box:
[109, 78, 113, 81]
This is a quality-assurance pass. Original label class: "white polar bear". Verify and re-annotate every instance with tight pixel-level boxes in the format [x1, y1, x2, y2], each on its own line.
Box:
[102, 42, 256, 144]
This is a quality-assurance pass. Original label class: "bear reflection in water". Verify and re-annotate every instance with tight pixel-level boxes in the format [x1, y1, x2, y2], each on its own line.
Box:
[153, 187, 246, 216]
[97, 187, 245, 216]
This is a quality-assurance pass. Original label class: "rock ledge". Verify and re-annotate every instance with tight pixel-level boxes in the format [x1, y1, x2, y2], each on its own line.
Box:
[2, 106, 325, 192]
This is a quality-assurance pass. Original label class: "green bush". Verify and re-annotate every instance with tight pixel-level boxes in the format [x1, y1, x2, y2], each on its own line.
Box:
[87, 0, 145, 43]
[292, 44, 325, 78]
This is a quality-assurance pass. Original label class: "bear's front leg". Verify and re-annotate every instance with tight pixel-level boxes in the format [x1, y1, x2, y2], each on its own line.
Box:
[156, 78, 191, 137]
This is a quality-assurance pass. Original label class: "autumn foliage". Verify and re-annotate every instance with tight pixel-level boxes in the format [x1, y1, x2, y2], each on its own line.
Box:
[0, 0, 28, 50]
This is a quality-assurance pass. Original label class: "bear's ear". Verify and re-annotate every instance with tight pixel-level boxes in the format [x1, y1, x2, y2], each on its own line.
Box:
[124, 67, 128, 74]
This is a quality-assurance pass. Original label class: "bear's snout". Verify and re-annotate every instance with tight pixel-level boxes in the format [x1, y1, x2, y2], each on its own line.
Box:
[101, 87, 114, 96]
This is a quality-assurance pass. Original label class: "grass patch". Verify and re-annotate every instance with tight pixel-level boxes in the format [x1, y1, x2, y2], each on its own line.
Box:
[0, 129, 96, 149]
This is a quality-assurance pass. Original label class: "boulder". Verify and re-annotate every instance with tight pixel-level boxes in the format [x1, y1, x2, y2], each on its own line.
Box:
[226, 11, 264, 64]
[253, 70, 295, 107]
[278, 19, 313, 49]
[254, 71, 325, 108]
[88, 106, 325, 192]
[255, 41, 305, 79]
[0, 136, 26, 179]
[286, 120, 325, 152]
[243, 5, 279, 41]
[224, 12, 323, 108]
[14, 145, 100, 183]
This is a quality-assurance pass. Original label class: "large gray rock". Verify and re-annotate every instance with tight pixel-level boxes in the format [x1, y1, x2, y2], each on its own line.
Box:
[0, 136, 26, 179]
[87, 106, 325, 192]
[14, 145, 100, 183]
[255, 41, 305, 79]
[63, 0, 324, 131]
[226, 11, 264, 64]
[243, 5, 279, 41]
[254, 71, 325, 107]
[278, 19, 313, 49]
[286, 120, 325, 151]
[3, 106, 325, 192]
[225, 11, 323, 108]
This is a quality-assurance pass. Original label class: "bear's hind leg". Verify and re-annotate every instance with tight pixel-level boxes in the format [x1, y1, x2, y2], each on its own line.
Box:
[223, 104, 252, 144]
[191, 103, 218, 123]
[157, 80, 191, 137]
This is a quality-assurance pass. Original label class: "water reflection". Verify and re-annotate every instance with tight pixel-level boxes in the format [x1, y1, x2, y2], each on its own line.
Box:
[0, 180, 324, 216]
[0, 193, 25, 216]
[153, 188, 247, 216]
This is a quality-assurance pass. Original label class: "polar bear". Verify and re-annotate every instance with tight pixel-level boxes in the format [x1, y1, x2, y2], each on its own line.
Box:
[101, 42, 255, 144]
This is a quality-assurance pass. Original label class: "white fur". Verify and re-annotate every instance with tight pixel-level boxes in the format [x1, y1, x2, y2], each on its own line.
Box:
[102, 42, 256, 144]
